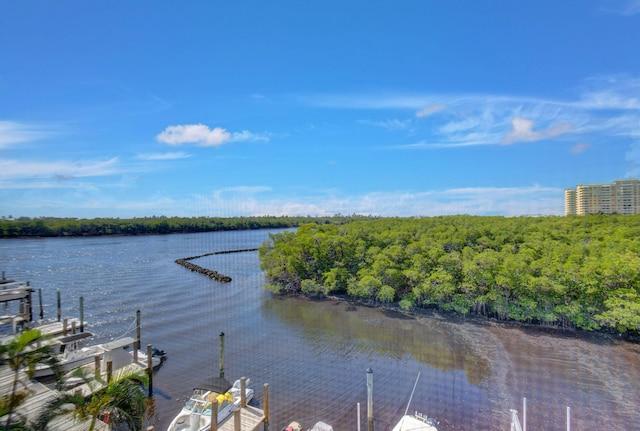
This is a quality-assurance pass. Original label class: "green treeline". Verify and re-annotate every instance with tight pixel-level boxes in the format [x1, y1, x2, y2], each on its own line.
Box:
[0, 215, 375, 238]
[258, 215, 640, 334]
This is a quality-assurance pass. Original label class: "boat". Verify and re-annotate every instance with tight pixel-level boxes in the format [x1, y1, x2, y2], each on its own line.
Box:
[166, 377, 254, 431]
[33, 335, 164, 379]
[392, 372, 438, 431]
[391, 412, 438, 431]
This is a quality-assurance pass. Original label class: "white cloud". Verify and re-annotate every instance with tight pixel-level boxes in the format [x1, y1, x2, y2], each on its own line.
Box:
[416, 104, 445, 118]
[156, 124, 231, 147]
[156, 124, 268, 146]
[502, 117, 573, 145]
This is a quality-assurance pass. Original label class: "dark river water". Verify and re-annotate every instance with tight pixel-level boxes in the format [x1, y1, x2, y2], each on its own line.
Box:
[1, 230, 638, 431]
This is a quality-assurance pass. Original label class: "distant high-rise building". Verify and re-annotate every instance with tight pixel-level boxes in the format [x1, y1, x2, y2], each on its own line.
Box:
[564, 179, 640, 215]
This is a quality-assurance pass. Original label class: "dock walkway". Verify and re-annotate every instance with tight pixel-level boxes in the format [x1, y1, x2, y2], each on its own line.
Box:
[0, 365, 109, 430]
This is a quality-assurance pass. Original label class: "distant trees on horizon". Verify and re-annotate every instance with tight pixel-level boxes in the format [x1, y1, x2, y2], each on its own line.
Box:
[0, 214, 376, 238]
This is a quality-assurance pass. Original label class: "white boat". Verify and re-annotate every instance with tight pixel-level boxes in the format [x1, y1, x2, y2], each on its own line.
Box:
[32, 331, 97, 378]
[167, 378, 254, 431]
[392, 412, 438, 431]
[33, 335, 162, 379]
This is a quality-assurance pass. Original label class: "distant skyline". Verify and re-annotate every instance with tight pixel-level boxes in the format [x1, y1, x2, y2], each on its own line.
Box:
[2, 1, 640, 218]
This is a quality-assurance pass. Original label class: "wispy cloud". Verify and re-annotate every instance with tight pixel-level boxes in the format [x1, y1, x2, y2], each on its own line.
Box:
[502, 117, 573, 145]
[571, 143, 592, 154]
[416, 104, 445, 118]
[0, 121, 57, 148]
[0, 158, 119, 180]
[189, 184, 564, 217]
[136, 152, 191, 161]
[600, 0, 640, 16]
[358, 119, 411, 130]
[306, 75, 640, 151]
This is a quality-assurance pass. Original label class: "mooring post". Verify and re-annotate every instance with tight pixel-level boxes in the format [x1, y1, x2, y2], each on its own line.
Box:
[26, 283, 33, 323]
[56, 290, 61, 322]
[211, 400, 219, 431]
[219, 332, 225, 379]
[263, 383, 270, 431]
[63, 318, 68, 336]
[79, 296, 84, 332]
[241, 377, 247, 407]
[136, 310, 141, 347]
[94, 354, 101, 381]
[367, 367, 374, 431]
[147, 344, 153, 397]
[106, 360, 113, 382]
[234, 408, 241, 431]
[38, 288, 43, 320]
[71, 320, 76, 334]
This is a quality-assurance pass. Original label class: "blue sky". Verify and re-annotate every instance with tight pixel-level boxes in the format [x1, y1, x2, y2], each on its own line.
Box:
[2, 1, 640, 218]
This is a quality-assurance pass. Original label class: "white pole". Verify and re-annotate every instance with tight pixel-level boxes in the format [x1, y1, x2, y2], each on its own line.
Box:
[523, 398, 526, 431]
[357, 403, 361, 431]
[567, 406, 570, 431]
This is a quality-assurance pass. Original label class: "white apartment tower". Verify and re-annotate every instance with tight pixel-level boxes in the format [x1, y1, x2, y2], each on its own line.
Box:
[564, 179, 640, 215]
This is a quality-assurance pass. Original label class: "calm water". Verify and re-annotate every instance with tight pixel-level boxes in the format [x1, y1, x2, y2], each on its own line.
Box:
[1, 230, 638, 431]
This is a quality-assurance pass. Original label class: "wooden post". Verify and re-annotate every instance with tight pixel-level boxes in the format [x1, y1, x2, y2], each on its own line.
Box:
[147, 344, 153, 397]
[234, 408, 241, 431]
[63, 318, 68, 336]
[38, 288, 43, 320]
[106, 360, 113, 382]
[523, 397, 527, 431]
[241, 377, 247, 407]
[136, 310, 141, 347]
[26, 285, 33, 323]
[79, 296, 84, 332]
[57, 290, 61, 322]
[263, 383, 270, 431]
[219, 332, 225, 379]
[366, 368, 374, 431]
[94, 354, 101, 381]
[211, 399, 219, 431]
[71, 320, 77, 334]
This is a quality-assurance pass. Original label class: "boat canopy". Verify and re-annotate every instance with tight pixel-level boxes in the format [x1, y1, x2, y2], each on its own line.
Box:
[196, 376, 232, 394]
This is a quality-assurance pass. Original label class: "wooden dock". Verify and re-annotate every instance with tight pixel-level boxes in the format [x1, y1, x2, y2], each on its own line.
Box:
[0, 366, 109, 431]
[217, 404, 266, 431]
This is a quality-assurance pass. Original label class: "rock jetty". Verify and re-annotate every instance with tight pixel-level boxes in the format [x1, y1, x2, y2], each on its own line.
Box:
[174, 248, 258, 283]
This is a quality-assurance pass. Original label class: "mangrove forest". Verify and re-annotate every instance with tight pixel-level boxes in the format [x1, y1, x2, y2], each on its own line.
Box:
[258, 214, 640, 334]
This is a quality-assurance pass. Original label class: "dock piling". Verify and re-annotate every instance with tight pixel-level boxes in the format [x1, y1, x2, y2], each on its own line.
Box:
[263, 383, 270, 431]
[212, 399, 219, 431]
[147, 344, 153, 397]
[234, 408, 241, 431]
[80, 296, 84, 332]
[366, 368, 374, 431]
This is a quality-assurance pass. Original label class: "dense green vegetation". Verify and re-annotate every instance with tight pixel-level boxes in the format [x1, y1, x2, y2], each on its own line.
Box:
[258, 215, 640, 334]
[0, 215, 375, 238]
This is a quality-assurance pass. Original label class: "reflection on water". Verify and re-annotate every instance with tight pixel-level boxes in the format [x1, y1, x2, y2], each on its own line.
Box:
[262, 296, 492, 385]
[1, 231, 639, 431]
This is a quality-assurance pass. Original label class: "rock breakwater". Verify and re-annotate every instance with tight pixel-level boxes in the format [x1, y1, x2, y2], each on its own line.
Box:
[174, 248, 258, 282]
